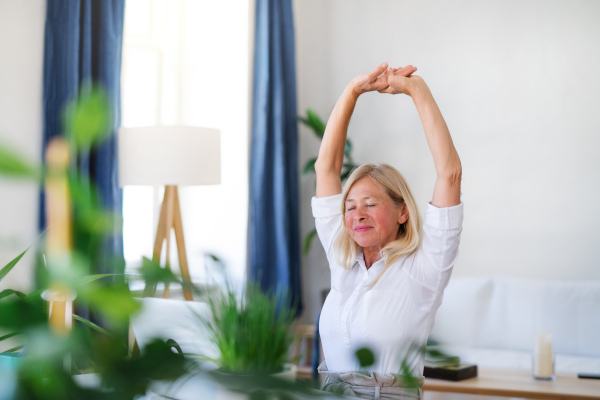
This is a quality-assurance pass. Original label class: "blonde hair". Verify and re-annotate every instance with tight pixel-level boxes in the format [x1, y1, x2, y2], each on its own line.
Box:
[334, 164, 422, 288]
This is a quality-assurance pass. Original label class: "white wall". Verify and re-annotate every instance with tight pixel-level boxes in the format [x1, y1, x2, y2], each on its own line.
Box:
[295, 0, 600, 322]
[0, 0, 45, 291]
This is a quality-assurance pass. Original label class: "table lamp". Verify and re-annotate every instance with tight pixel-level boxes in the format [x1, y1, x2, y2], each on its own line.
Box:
[118, 126, 220, 301]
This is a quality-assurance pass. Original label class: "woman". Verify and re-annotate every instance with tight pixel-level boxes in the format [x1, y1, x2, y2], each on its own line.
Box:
[313, 63, 463, 400]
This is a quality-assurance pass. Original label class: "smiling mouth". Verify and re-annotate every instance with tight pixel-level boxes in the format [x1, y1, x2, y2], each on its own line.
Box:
[355, 226, 372, 233]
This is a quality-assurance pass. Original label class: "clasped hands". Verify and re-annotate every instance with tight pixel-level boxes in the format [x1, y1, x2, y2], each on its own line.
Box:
[350, 62, 420, 97]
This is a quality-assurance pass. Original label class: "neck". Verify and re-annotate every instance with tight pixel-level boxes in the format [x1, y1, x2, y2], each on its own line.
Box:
[362, 247, 383, 270]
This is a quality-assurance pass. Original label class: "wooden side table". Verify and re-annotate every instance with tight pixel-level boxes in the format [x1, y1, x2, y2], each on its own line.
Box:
[423, 368, 600, 399]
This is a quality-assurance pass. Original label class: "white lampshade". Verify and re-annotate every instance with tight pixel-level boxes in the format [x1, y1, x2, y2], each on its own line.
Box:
[118, 126, 220, 186]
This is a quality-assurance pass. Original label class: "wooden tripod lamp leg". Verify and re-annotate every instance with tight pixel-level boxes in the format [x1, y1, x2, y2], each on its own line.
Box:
[143, 185, 194, 301]
[162, 187, 176, 299]
[172, 188, 194, 301]
[143, 187, 171, 298]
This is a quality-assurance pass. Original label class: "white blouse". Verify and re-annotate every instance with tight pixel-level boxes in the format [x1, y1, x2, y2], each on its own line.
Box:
[312, 194, 464, 376]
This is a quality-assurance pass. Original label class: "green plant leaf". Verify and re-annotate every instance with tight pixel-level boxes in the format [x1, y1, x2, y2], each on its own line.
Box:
[0, 143, 40, 180]
[299, 109, 326, 139]
[63, 85, 111, 150]
[0, 297, 47, 330]
[302, 229, 318, 256]
[0, 331, 21, 342]
[73, 314, 112, 337]
[102, 338, 188, 388]
[139, 257, 180, 286]
[0, 249, 28, 283]
[344, 139, 353, 156]
[82, 284, 141, 325]
[301, 157, 317, 178]
[355, 347, 375, 368]
[424, 346, 460, 367]
[207, 253, 225, 270]
[1, 344, 24, 354]
[425, 347, 448, 359]
[77, 274, 121, 286]
[80, 209, 119, 234]
[400, 359, 421, 388]
[68, 172, 121, 237]
[25, 288, 45, 301]
[297, 116, 310, 126]
[0, 289, 27, 300]
[306, 109, 326, 138]
[44, 251, 90, 290]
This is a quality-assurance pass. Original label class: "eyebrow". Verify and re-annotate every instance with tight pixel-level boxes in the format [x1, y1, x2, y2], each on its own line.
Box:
[345, 196, 376, 203]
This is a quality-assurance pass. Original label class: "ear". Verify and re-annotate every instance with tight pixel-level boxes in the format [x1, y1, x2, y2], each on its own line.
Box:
[397, 203, 409, 225]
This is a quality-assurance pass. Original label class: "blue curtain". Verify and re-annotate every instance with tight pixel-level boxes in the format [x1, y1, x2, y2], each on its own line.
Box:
[249, 0, 302, 316]
[42, 0, 125, 276]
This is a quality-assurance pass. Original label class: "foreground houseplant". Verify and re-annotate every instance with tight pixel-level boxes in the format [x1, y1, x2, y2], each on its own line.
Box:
[204, 282, 297, 377]
[0, 249, 190, 400]
[0, 87, 192, 399]
[189, 280, 338, 399]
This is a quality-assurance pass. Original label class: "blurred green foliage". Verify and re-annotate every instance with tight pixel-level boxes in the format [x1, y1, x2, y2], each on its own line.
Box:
[63, 85, 111, 151]
[0, 86, 191, 399]
[0, 146, 39, 181]
[204, 282, 296, 375]
[355, 347, 375, 369]
[0, 220, 190, 400]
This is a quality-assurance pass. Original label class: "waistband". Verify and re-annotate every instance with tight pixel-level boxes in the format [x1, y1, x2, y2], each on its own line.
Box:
[318, 362, 423, 400]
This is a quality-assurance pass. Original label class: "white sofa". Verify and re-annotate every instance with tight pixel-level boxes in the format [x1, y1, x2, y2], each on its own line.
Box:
[428, 276, 600, 374]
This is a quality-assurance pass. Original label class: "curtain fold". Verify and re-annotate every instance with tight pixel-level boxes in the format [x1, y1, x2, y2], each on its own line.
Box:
[249, 0, 303, 316]
[41, 0, 125, 277]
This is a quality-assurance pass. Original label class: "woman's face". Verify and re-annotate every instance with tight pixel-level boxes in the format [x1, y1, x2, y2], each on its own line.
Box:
[344, 177, 408, 251]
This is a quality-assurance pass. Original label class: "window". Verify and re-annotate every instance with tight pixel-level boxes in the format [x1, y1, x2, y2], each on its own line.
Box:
[121, 0, 251, 286]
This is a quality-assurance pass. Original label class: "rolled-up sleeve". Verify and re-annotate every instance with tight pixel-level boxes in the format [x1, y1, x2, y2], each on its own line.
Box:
[311, 194, 343, 265]
[424, 202, 464, 232]
[411, 202, 464, 296]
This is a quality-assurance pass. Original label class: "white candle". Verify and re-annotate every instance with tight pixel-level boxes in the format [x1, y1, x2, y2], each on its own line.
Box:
[533, 333, 554, 379]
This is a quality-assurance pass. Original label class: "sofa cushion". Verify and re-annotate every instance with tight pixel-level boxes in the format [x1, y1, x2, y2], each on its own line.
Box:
[430, 277, 600, 358]
[430, 277, 493, 347]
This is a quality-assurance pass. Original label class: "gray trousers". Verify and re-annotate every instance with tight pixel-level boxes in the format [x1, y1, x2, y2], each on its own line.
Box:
[318, 362, 423, 400]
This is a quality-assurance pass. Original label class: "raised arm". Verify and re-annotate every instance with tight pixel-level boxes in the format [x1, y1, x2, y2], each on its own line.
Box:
[382, 70, 462, 208]
[315, 63, 415, 198]
[313, 83, 361, 198]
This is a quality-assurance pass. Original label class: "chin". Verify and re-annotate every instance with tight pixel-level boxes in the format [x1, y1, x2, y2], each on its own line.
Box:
[352, 237, 378, 249]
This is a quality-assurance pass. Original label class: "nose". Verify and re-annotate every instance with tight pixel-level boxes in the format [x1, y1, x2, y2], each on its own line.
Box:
[355, 205, 367, 220]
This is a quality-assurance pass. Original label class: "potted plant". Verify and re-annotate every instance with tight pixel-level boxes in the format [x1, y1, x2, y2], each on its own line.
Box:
[0, 87, 192, 400]
[204, 282, 297, 379]
[0, 233, 191, 400]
